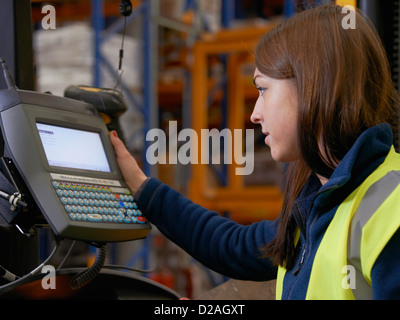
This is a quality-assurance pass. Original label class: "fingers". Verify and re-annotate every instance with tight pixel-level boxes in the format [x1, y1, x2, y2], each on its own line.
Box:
[109, 130, 148, 194]
[110, 130, 130, 158]
[109, 130, 122, 150]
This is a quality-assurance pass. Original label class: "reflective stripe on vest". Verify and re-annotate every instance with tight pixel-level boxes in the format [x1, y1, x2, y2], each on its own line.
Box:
[347, 170, 400, 299]
[276, 146, 400, 300]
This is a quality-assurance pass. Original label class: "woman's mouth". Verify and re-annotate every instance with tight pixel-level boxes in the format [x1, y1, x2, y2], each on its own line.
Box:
[263, 131, 270, 145]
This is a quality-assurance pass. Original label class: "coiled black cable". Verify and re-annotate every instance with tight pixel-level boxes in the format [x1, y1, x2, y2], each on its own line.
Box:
[69, 244, 106, 290]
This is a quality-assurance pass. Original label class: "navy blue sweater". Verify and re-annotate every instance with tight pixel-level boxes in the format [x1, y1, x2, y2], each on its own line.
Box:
[136, 124, 400, 299]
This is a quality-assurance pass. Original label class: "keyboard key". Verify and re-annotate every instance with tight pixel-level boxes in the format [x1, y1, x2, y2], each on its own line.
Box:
[87, 214, 102, 222]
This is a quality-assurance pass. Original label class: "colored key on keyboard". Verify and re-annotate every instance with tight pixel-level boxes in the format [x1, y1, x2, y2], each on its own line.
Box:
[51, 180, 146, 224]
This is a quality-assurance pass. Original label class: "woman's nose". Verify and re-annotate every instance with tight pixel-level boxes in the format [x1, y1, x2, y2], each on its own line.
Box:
[250, 111, 261, 124]
[250, 97, 263, 124]
[250, 106, 263, 125]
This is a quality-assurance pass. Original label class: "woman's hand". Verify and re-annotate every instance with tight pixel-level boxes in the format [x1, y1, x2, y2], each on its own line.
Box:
[109, 131, 148, 194]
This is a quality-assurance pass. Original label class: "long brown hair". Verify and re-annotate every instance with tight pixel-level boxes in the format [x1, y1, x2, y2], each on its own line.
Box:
[255, 4, 400, 269]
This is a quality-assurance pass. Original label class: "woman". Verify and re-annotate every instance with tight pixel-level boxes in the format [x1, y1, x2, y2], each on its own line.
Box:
[110, 4, 400, 299]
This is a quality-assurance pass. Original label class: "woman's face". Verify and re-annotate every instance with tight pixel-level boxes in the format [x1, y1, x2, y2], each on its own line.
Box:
[251, 68, 300, 162]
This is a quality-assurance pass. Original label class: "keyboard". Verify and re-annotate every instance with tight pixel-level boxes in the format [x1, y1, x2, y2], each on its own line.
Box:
[51, 180, 146, 225]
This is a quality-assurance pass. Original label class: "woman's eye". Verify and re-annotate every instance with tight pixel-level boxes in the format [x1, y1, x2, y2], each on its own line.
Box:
[256, 87, 266, 96]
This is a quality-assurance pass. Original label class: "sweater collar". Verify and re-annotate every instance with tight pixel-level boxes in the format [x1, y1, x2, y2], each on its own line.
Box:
[314, 123, 393, 207]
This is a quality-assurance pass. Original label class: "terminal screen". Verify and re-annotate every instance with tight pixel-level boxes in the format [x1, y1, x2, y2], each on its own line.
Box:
[36, 122, 111, 172]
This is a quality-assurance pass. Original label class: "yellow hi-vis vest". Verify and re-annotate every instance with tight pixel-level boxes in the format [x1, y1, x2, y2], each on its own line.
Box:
[276, 146, 400, 300]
